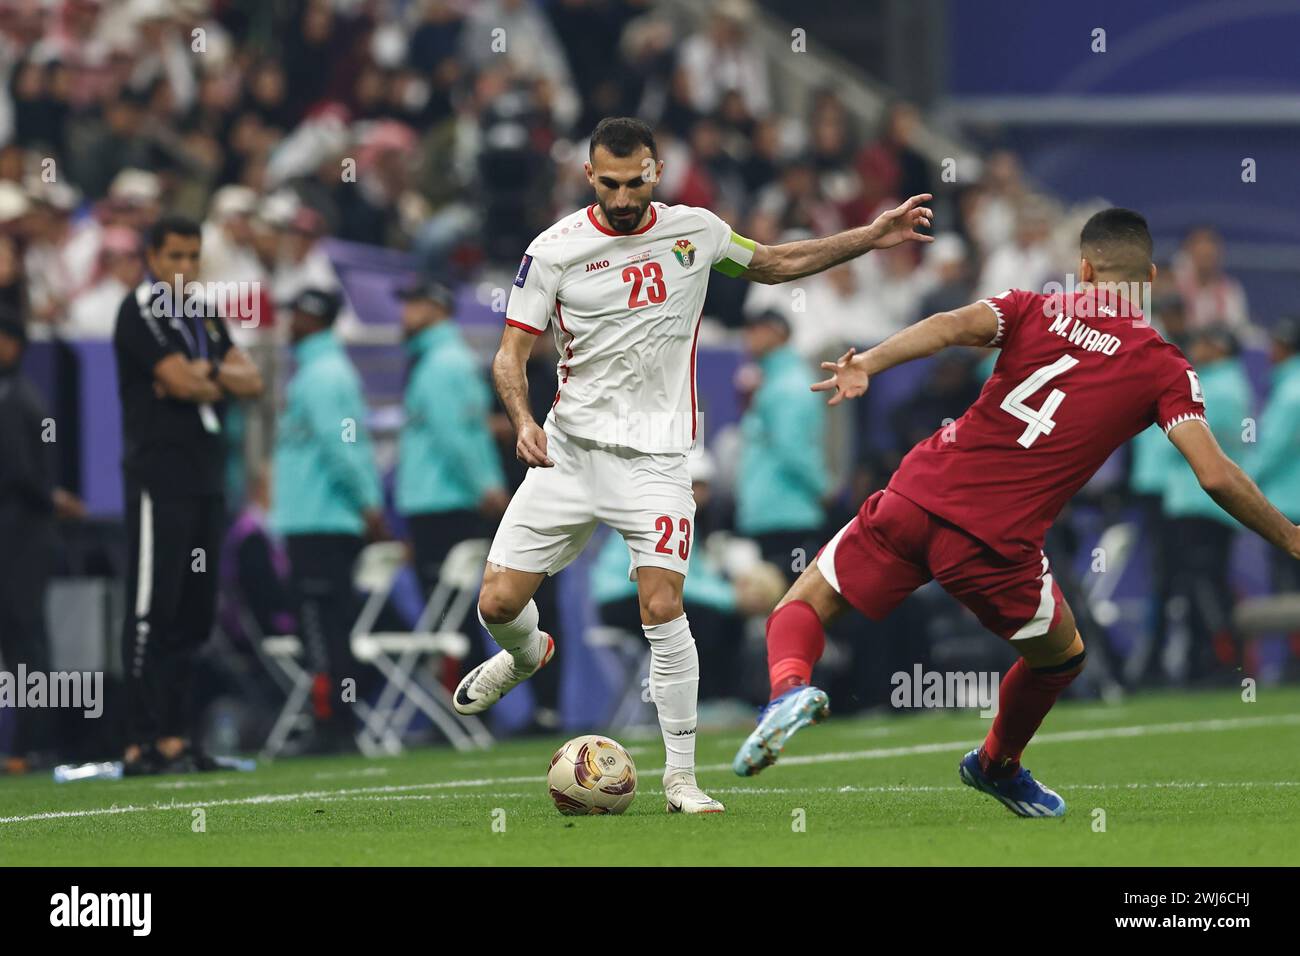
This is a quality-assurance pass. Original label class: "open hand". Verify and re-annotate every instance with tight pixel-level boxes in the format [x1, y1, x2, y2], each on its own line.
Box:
[811, 347, 870, 406]
[868, 193, 934, 249]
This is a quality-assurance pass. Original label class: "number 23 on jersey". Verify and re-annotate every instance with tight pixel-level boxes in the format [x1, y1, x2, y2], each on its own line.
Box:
[622, 262, 666, 308]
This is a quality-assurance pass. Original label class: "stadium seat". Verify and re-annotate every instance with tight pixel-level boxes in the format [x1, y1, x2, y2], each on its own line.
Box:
[259, 634, 316, 760]
[212, 575, 317, 761]
[1232, 594, 1300, 635]
[349, 540, 494, 755]
[585, 625, 656, 731]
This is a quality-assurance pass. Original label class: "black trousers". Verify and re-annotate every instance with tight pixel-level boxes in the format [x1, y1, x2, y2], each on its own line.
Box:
[407, 510, 488, 603]
[754, 529, 824, 584]
[121, 483, 224, 743]
[1165, 517, 1237, 680]
[0, 513, 56, 755]
[1133, 494, 1173, 683]
[285, 533, 363, 719]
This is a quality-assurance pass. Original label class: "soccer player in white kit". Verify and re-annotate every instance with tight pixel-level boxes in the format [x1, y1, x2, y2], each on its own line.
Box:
[454, 117, 933, 813]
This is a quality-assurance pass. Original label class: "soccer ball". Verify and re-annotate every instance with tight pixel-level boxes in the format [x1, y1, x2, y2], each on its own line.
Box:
[547, 734, 637, 815]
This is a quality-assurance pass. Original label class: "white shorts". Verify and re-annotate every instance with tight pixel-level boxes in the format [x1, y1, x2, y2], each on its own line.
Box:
[488, 423, 695, 581]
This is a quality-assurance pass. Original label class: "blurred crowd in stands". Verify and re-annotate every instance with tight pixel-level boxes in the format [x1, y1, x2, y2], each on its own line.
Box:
[1, 0, 1297, 763]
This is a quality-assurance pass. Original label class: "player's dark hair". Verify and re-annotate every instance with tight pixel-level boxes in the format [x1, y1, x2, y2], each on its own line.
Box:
[147, 214, 201, 251]
[1079, 208, 1153, 281]
[589, 117, 657, 161]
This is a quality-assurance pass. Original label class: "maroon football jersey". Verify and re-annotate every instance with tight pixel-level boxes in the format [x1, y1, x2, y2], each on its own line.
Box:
[888, 287, 1207, 562]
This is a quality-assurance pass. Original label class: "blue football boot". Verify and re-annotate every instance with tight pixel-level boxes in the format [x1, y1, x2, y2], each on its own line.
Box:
[958, 748, 1066, 817]
[732, 685, 830, 777]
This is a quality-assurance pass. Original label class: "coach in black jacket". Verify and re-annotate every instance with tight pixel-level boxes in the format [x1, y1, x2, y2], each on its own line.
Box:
[112, 215, 263, 775]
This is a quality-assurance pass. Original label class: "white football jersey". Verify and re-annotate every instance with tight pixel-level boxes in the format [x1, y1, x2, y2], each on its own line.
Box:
[506, 202, 755, 453]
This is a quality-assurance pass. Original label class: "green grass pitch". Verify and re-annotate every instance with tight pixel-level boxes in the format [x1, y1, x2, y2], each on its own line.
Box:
[2, 686, 1297, 866]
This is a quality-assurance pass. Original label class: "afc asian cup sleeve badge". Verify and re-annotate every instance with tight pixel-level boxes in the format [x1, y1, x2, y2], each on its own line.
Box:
[514, 253, 534, 288]
[672, 239, 696, 268]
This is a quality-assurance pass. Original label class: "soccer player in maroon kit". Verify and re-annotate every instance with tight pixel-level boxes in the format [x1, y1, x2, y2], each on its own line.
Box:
[732, 209, 1300, 816]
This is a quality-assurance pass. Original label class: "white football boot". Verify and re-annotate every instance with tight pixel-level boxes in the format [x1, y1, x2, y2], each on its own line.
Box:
[663, 769, 726, 814]
[453, 634, 555, 715]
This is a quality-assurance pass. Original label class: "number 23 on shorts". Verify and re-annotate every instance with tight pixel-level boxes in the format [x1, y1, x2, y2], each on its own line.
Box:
[654, 515, 691, 560]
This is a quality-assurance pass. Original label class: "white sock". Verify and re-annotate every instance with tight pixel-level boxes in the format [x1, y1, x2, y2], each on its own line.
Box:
[478, 600, 546, 671]
[643, 614, 698, 774]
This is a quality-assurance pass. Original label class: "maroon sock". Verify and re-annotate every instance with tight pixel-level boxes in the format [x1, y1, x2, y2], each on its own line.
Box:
[767, 600, 826, 700]
[980, 655, 1083, 778]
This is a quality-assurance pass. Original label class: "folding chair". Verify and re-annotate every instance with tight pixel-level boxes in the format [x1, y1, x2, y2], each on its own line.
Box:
[213, 579, 316, 760]
[259, 634, 315, 759]
[349, 540, 494, 755]
[586, 625, 656, 730]
[1233, 591, 1300, 669]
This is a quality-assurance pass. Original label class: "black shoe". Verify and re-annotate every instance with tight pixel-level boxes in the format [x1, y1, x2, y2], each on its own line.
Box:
[122, 744, 166, 777]
[154, 743, 230, 773]
[179, 744, 224, 772]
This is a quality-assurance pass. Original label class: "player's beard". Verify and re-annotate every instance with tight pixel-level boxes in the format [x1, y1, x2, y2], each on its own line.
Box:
[599, 199, 646, 233]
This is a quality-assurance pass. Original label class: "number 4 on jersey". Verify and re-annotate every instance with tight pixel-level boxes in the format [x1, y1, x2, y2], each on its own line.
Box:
[1000, 355, 1080, 448]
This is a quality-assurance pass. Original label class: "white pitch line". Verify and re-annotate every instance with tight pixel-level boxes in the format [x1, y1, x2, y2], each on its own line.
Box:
[311, 767, 391, 780]
[14, 779, 1297, 823]
[692, 712, 1300, 774]
[310, 792, 536, 803]
[2, 713, 1297, 826]
[222, 780, 1300, 804]
[0, 777, 542, 825]
[151, 778, 238, 790]
[707, 781, 1300, 796]
[451, 745, 654, 770]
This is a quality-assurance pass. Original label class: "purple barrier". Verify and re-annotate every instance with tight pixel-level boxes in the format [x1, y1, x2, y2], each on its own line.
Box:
[20, 340, 58, 407]
[322, 237, 415, 327]
[75, 341, 125, 517]
[344, 343, 408, 407]
[693, 345, 745, 447]
[864, 354, 936, 450]
[20, 340, 123, 517]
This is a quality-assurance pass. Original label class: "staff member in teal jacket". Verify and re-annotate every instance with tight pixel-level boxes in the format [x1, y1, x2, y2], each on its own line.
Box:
[1160, 327, 1252, 681]
[272, 287, 385, 743]
[736, 310, 828, 579]
[395, 278, 507, 663]
[1250, 318, 1300, 597]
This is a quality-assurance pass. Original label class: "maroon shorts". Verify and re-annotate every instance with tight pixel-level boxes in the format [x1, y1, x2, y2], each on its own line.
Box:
[817, 489, 1064, 641]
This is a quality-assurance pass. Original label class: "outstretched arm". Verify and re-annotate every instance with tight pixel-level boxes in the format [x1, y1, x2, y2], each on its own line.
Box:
[1168, 419, 1300, 558]
[742, 194, 934, 284]
[811, 300, 999, 406]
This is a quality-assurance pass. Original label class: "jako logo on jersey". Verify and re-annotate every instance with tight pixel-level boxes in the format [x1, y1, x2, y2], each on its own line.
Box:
[672, 239, 696, 268]
[513, 253, 533, 288]
[585, 259, 610, 272]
